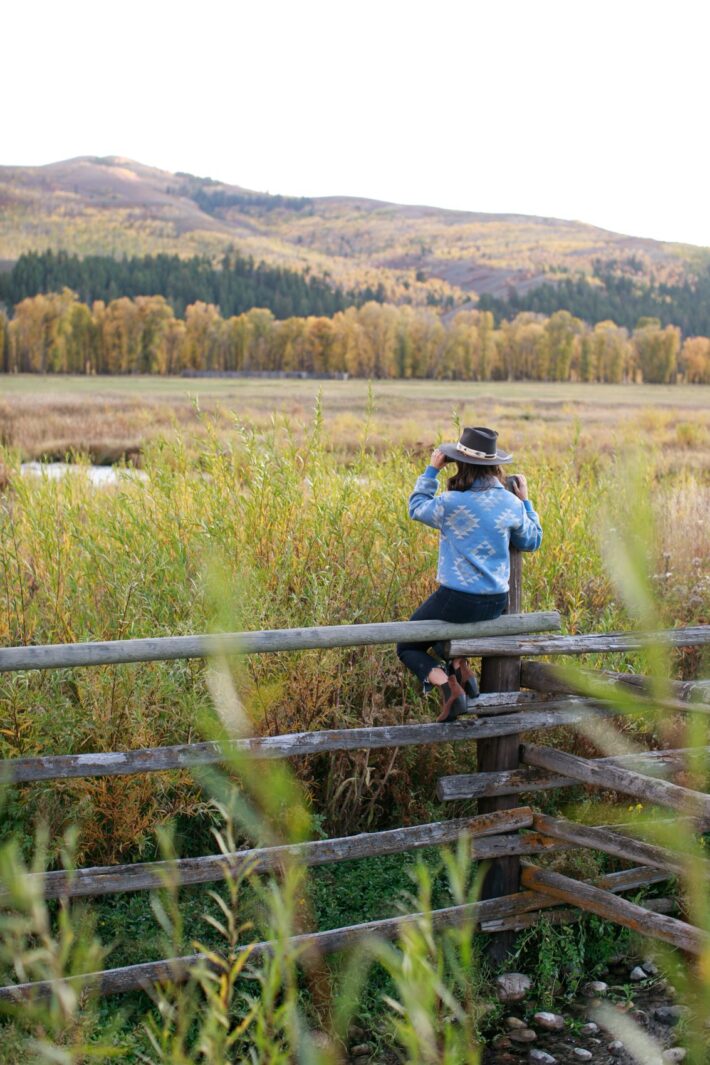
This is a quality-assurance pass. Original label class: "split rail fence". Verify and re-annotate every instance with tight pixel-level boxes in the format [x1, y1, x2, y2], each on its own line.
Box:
[0, 552, 709, 1001]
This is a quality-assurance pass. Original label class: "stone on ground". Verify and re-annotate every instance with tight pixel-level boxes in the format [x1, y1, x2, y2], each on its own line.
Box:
[529, 1050, 557, 1065]
[496, 972, 532, 1002]
[533, 1011, 565, 1031]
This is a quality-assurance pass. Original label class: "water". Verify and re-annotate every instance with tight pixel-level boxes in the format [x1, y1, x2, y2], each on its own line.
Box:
[20, 462, 147, 486]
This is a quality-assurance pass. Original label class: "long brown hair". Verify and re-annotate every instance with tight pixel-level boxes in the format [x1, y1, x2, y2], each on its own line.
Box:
[447, 462, 504, 492]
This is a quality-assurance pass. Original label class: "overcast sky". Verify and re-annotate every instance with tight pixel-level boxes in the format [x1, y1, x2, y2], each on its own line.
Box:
[6, 0, 710, 246]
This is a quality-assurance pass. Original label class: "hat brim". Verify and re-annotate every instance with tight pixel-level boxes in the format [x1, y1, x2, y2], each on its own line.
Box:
[439, 443, 513, 465]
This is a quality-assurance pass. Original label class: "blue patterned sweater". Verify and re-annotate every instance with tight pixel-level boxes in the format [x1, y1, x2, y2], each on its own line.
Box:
[409, 467, 543, 594]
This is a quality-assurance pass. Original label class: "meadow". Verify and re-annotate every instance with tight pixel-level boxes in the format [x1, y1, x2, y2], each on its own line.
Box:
[2, 375, 709, 466]
[0, 377, 708, 1061]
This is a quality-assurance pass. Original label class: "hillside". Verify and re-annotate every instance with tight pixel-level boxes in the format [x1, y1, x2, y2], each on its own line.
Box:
[0, 155, 703, 308]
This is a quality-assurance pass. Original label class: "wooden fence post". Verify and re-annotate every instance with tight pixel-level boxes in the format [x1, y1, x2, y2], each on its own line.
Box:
[477, 548, 522, 961]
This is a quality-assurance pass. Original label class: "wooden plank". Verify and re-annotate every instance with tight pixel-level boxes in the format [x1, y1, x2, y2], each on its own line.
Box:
[448, 625, 710, 659]
[521, 661, 710, 716]
[462, 691, 542, 715]
[0, 703, 591, 785]
[480, 908, 581, 933]
[0, 864, 670, 1001]
[439, 765, 569, 801]
[0, 612, 561, 673]
[532, 813, 710, 878]
[480, 894, 677, 933]
[0, 891, 556, 1001]
[521, 865, 707, 955]
[477, 548, 523, 961]
[1, 808, 535, 903]
[521, 661, 710, 704]
[521, 744, 710, 819]
[437, 745, 710, 801]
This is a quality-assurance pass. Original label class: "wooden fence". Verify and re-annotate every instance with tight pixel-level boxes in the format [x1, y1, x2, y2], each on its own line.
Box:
[0, 551, 709, 1002]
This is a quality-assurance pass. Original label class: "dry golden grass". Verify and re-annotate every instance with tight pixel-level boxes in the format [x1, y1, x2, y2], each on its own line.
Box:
[3, 376, 710, 473]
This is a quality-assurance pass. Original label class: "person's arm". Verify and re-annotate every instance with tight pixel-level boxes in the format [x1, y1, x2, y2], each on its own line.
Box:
[408, 448, 448, 529]
[508, 473, 543, 552]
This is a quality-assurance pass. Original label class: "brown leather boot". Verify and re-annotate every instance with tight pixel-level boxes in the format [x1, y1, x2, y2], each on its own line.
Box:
[435, 674, 468, 723]
[448, 658, 479, 700]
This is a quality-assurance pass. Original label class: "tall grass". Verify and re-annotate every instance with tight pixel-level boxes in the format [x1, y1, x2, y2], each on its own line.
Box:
[0, 414, 708, 1062]
[0, 412, 707, 862]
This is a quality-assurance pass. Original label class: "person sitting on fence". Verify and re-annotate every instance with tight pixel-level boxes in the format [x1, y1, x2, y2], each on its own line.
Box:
[396, 426, 543, 723]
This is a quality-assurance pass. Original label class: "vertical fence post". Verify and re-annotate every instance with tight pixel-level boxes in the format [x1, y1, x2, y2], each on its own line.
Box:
[476, 547, 522, 961]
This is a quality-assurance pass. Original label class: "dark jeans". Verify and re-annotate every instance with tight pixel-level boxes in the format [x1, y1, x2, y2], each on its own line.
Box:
[396, 586, 508, 685]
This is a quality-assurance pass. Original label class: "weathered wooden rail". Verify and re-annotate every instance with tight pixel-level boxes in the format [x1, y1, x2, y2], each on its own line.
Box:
[0, 611, 560, 672]
[1, 563, 708, 1000]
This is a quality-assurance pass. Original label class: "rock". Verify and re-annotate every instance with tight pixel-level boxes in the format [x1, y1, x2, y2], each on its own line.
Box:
[654, 1005, 689, 1025]
[529, 1051, 557, 1065]
[580, 1022, 599, 1035]
[506, 1016, 527, 1029]
[509, 1027, 537, 1043]
[310, 1031, 332, 1050]
[630, 1009, 648, 1023]
[573, 1051, 592, 1062]
[642, 957, 659, 975]
[583, 980, 608, 996]
[349, 1026, 365, 1040]
[493, 1035, 512, 1050]
[608, 1041, 624, 1056]
[662, 1051, 687, 1064]
[533, 1011, 565, 1031]
[630, 966, 648, 981]
[350, 1045, 372, 1056]
[496, 972, 532, 1002]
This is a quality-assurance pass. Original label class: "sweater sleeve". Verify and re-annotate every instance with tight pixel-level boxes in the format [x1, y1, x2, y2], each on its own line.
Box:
[510, 498, 543, 552]
[408, 467, 445, 529]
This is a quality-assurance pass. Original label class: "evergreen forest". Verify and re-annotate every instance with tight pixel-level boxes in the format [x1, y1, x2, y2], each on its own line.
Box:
[0, 250, 386, 320]
[480, 259, 710, 336]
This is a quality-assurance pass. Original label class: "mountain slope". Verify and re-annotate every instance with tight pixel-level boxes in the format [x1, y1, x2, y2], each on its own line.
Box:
[0, 155, 703, 305]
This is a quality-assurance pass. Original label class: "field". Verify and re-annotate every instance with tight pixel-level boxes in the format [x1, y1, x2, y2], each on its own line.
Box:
[3, 375, 710, 468]
[0, 377, 709, 1062]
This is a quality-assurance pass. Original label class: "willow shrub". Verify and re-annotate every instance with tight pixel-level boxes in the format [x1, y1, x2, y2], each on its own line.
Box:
[0, 414, 705, 862]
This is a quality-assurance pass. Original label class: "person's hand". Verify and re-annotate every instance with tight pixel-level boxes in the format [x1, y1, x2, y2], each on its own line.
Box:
[510, 473, 529, 500]
[430, 448, 450, 470]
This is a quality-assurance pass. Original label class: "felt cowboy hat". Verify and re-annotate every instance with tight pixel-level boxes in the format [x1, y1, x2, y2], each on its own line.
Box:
[439, 426, 513, 465]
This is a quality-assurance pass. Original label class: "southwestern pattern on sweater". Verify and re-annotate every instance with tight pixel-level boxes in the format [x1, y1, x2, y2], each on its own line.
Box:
[409, 466, 543, 594]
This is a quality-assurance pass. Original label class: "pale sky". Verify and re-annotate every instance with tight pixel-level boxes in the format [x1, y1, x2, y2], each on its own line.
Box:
[6, 0, 710, 246]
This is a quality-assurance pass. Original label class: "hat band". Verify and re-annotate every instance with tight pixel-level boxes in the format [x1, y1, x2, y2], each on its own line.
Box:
[456, 442, 496, 459]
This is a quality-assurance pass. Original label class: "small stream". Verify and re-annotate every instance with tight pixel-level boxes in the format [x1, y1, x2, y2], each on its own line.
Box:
[20, 462, 147, 487]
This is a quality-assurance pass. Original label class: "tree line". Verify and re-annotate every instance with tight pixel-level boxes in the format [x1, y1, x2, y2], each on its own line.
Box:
[0, 250, 388, 320]
[480, 258, 710, 337]
[2, 289, 708, 382]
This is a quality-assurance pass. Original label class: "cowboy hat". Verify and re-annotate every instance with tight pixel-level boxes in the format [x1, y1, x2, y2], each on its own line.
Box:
[439, 426, 513, 465]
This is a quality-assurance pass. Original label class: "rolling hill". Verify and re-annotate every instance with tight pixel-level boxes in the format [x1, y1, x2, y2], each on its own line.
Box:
[0, 155, 705, 308]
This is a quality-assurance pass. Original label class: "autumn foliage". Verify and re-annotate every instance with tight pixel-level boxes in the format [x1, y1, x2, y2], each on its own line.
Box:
[2, 291, 708, 383]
